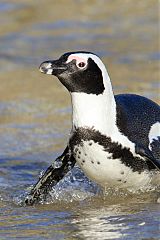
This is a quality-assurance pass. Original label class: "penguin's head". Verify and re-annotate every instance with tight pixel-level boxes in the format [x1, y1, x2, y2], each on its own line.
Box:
[39, 51, 108, 95]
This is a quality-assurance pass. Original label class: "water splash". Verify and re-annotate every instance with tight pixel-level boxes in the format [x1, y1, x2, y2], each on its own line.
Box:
[15, 164, 160, 207]
[47, 166, 101, 203]
[13, 165, 100, 206]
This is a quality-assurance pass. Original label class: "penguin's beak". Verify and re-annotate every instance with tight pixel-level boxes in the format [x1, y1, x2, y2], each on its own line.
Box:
[39, 60, 67, 76]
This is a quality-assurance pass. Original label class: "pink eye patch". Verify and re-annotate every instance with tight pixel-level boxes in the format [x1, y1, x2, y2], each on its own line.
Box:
[67, 55, 87, 65]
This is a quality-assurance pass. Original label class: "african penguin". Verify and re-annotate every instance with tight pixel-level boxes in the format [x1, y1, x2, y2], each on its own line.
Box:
[24, 51, 160, 205]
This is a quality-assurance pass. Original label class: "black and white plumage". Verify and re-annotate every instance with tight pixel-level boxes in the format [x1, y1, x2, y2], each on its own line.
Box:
[25, 51, 160, 205]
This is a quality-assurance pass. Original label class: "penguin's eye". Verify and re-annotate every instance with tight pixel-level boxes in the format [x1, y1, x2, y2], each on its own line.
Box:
[77, 62, 86, 68]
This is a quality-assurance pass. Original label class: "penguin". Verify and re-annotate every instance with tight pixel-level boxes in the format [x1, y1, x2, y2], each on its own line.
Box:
[25, 51, 160, 205]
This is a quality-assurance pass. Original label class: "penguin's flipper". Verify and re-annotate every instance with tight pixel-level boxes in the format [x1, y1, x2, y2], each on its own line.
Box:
[24, 147, 76, 206]
[135, 144, 160, 171]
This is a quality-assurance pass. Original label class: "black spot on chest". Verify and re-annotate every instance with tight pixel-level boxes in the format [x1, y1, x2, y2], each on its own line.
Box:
[69, 127, 156, 173]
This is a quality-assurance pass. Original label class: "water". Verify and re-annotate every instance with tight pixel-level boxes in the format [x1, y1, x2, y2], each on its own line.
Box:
[0, 0, 159, 239]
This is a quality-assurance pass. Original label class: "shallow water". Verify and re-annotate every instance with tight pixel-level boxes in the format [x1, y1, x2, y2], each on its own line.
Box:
[0, 0, 159, 239]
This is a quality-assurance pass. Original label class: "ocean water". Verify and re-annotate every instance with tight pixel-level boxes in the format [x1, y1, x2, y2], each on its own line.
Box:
[0, 0, 159, 239]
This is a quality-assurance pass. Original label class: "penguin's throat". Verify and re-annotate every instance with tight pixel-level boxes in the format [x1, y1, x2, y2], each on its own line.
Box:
[71, 91, 117, 135]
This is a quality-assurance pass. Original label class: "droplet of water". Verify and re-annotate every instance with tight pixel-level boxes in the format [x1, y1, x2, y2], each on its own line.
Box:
[139, 222, 145, 226]
[67, 165, 72, 171]
[39, 170, 44, 178]
[53, 159, 62, 168]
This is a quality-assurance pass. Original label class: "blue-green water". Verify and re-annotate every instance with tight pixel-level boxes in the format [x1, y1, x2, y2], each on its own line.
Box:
[0, 1, 159, 239]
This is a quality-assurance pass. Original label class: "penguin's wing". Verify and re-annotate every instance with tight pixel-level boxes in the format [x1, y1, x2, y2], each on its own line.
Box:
[25, 146, 76, 206]
[135, 144, 160, 171]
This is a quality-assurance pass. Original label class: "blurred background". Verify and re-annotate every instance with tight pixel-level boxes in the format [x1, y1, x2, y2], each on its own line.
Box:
[0, 1, 159, 239]
[0, 0, 159, 158]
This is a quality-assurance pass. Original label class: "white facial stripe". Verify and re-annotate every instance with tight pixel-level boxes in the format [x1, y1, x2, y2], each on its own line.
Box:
[67, 53, 104, 68]
[67, 53, 111, 87]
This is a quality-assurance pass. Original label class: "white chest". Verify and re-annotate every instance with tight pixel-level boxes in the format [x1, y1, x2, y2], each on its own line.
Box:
[72, 140, 155, 191]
